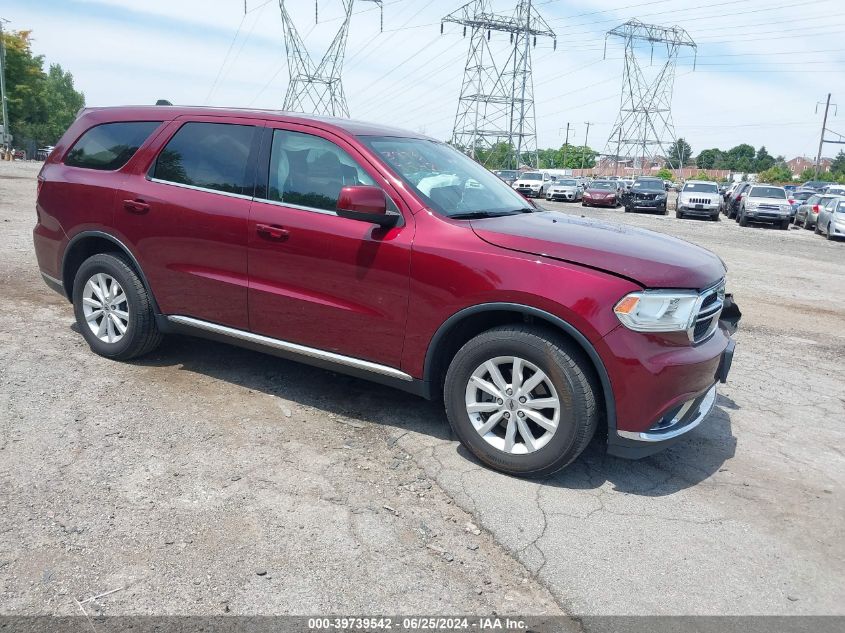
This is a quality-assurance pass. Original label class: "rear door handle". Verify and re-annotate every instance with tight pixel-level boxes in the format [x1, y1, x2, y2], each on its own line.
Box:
[256, 223, 290, 241]
[123, 199, 150, 214]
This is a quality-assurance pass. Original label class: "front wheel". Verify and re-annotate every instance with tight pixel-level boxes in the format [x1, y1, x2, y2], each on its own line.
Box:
[72, 253, 162, 360]
[780, 219, 790, 230]
[444, 325, 598, 477]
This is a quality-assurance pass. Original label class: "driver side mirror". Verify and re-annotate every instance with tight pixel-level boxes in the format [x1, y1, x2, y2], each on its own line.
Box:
[336, 186, 399, 227]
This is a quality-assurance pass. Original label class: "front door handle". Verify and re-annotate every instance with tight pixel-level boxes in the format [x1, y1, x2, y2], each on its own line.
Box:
[123, 199, 150, 214]
[256, 223, 290, 241]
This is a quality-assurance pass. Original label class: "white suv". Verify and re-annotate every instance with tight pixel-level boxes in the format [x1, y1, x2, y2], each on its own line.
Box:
[738, 184, 793, 229]
[677, 180, 721, 221]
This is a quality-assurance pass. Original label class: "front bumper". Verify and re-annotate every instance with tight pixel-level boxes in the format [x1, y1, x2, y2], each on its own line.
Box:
[744, 209, 790, 223]
[604, 299, 740, 460]
[584, 196, 616, 206]
[514, 186, 542, 197]
[547, 191, 576, 201]
[678, 204, 719, 216]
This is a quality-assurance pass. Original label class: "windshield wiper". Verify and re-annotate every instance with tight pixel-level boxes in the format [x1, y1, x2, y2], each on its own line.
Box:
[449, 209, 531, 219]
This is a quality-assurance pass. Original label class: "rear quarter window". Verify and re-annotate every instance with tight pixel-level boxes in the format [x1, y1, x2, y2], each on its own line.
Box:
[65, 121, 161, 170]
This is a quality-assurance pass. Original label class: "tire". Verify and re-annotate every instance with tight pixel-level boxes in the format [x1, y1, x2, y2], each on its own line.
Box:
[814, 222, 822, 235]
[661, 206, 669, 215]
[827, 223, 836, 240]
[803, 216, 811, 230]
[738, 209, 748, 227]
[780, 219, 790, 230]
[72, 252, 162, 360]
[711, 213, 720, 221]
[676, 211, 683, 219]
[443, 325, 598, 478]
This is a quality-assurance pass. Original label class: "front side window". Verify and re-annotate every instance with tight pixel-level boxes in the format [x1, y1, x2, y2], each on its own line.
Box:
[153, 122, 257, 195]
[264, 129, 377, 212]
[361, 136, 531, 217]
[749, 186, 786, 199]
[65, 121, 161, 170]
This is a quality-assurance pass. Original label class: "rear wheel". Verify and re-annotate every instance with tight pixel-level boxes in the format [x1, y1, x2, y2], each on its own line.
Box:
[814, 221, 822, 235]
[827, 222, 836, 240]
[444, 325, 598, 477]
[72, 253, 162, 360]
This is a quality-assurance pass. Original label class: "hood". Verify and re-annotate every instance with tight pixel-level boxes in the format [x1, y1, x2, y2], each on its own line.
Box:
[470, 211, 725, 289]
[585, 188, 615, 194]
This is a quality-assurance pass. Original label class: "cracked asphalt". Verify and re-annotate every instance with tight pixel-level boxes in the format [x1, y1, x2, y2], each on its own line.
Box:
[2, 161, 843, 617]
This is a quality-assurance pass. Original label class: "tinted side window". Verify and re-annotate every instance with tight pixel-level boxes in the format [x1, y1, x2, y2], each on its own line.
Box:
[65, 121, 161, 170]
[153, 122, 257, 195]
[263, 129, 376, 211]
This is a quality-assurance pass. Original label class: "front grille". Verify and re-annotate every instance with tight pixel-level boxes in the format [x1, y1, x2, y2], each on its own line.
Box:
[689, 280, 725, 344]
[688, 197, 712, 205]
[759, 204, 781, 211]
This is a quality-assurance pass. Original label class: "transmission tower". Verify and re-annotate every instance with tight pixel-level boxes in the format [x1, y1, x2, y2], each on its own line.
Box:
[442, 0, 556, 169]
[603, 19, 696, 173]
[279, 0, 382, 118]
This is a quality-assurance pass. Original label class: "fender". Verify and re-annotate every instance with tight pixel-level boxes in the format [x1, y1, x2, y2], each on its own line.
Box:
[62, 230, 161, 314]
[423, 302, 617, 433]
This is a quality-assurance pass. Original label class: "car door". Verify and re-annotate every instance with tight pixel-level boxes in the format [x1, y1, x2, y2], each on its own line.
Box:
[246, 123, 414, 369]
[114, 116, 263, 330]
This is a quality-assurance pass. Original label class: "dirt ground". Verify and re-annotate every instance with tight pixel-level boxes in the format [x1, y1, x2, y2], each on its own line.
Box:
[1, 161, 843, 618]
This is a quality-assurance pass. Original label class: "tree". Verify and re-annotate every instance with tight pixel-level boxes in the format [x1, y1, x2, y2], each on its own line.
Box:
[723, 144, 755, 172]
[757, 165, 791, 183]
[696, 148, 721, 170]
[830, 150, 845, 176]
[754, 146, 775, 172]
[667, 138, 692, 167]
[1, 30, 85, 146]
[656, 167, 673, 180]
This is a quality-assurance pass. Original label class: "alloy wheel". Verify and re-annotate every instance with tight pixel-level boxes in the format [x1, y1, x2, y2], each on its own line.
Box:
[82, 273, 129, 343]
[464, 356, 561, 455]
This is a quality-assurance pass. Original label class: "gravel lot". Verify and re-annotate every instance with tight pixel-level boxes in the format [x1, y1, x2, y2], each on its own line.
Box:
[1, 161, 843, 618]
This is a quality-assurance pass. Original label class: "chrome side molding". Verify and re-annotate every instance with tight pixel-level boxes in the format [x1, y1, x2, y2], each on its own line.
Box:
[166, 315, 413, 382]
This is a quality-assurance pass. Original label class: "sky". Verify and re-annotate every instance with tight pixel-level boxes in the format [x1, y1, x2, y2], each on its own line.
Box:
[3, 0, 845, 159]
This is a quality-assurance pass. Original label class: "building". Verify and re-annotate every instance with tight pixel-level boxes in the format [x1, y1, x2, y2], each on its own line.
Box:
[787, 156, 832, 178]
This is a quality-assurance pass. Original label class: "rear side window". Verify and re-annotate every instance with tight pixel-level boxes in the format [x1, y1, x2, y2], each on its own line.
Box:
[65, 121, 161, 170]
[152, 122, 257, 195]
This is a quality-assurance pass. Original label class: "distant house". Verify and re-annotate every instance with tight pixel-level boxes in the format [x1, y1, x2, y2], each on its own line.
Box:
[787, 156, 832, 178]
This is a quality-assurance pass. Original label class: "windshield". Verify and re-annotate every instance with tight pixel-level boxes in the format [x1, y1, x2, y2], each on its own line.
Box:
[632, 180, 664, 191]
[749, 186, 786, 199]
[683, 182, 718, 193]
[556, 180, 577, 186]
[496, 170, 517, 179]
[793, 190, 814, 200]
[521, 172, 542, 181]
[590, 182, 614, 190]
[361, 137, 532, 217]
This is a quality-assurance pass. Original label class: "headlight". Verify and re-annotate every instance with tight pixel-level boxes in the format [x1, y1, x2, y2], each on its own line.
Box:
[614, 290, 700, 333]
[746, 201, 758, 210]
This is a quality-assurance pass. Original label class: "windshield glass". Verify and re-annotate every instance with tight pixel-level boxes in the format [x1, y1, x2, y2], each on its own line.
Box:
[556, 180, 577, 186]
[360, 137, 532, 217]
[590, 182, 614, 190]
[749, 186, 786, 199]
[521, 173, 542, 181]
[632, 180, 664, 191]
[496, 170, 517, 179]
[683, 182, 718, 193]
[793, 190, 814, 200]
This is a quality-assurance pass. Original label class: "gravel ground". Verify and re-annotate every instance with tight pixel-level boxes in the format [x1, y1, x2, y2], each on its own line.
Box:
[1, 161, 843, 618]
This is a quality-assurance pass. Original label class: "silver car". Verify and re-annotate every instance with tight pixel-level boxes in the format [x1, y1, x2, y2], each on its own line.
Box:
[793, 194, 835, 229]
[816, 195, 845, 241]
[738, 184, 793, 229]
[545, 178, 583, 202]
[676, 180, 720, 220]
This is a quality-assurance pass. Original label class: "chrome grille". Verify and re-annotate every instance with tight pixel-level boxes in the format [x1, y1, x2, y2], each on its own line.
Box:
[689, 280, 725, 344]
[688, 197, 713, 205]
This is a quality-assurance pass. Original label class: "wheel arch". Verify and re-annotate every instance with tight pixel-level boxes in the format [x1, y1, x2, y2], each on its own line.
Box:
[62, 231, 160, 313]
[423, 302, 616, 432]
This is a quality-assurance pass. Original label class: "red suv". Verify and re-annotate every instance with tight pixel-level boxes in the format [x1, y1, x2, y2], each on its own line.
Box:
[33, 106, 740, 476]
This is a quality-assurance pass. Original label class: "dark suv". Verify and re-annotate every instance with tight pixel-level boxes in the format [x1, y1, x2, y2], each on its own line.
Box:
[34, 106, 740, 476]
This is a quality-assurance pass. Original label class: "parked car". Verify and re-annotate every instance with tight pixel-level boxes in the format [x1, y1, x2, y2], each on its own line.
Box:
[787, 189, 815, 220]
[676, 180, 720, 220]
[801, 180, 834, 191]
[493, 169, 518, 186]
[623, 178, 668, 214]
[815, 195, 845, 241]
[820, 184, 845, 196]
[581, 181, 620, 207]
[36, 146, 54, 161]
[794, 194, 835, 229]
[737, 185, 792, 229]
[511, 171, 549, 198]
[34, 105, 740, 477]
[724, 182, 752, 219]
[545, 178, 583, 202]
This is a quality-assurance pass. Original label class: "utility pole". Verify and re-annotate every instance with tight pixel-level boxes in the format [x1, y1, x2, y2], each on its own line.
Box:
[580, 121, 591, 173]
[614, 126, 622, 177]
[815, 93, 832, 179]
[0, 18, 11, 153]
[560, 123, 571, 171]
